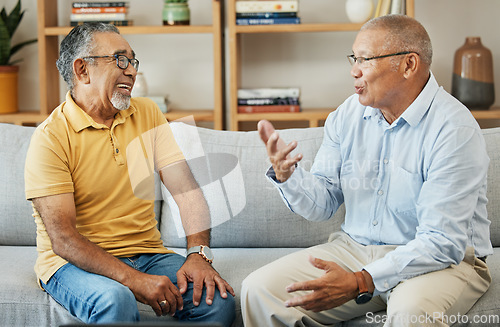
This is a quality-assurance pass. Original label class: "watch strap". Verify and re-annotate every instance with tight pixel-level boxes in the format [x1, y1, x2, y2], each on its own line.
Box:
[186, 246, 202, 257]
[354, 271, 368, 294]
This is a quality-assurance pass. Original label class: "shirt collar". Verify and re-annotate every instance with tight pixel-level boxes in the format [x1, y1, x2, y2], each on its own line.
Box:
[62, 92, 136, 132]
[363, 72, 440, 127]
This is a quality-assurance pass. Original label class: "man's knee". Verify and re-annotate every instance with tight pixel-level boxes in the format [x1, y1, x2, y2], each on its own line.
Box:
[89, 284, 139, 323]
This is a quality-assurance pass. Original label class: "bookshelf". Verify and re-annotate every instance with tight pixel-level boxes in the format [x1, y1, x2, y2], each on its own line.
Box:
[0, 0, 224, 129]
[228, 0, 416, 130]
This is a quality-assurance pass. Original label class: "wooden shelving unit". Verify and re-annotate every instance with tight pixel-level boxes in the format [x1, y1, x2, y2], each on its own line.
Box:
[227, 0, 417, 131]
[0, 0, 224, 129]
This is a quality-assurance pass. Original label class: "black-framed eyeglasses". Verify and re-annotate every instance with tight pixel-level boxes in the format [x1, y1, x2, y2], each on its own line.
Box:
[347, 51, 418, 66]
[83, 54, 139, 71]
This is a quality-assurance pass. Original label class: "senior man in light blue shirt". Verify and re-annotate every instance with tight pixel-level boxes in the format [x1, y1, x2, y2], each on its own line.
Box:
[241, 15, 492, 327]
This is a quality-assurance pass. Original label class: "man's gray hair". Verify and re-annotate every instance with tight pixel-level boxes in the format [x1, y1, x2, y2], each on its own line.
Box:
[56, 23, 120, 91]
[361, 14, 433, 67]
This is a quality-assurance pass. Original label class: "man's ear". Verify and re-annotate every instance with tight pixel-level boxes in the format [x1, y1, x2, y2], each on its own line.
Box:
[403, 53, 419, 79]
[73, 58, 91, 84]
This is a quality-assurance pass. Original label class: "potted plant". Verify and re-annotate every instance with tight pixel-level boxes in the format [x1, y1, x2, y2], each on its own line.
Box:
[0, 0, 37, 114]
[163, 0, 190, 26]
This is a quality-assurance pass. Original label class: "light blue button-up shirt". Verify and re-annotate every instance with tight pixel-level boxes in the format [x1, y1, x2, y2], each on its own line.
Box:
[267, 73, 493, 293]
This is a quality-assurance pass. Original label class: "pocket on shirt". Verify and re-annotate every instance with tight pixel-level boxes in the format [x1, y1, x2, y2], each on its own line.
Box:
[387, 166, 423, 215]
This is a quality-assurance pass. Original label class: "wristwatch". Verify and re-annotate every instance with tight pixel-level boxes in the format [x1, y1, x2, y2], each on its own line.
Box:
[186, 245, 214, 264]
[354, 271, 373, 304]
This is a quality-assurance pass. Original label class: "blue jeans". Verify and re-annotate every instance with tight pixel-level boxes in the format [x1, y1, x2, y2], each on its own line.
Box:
[41, 253, 235, 326]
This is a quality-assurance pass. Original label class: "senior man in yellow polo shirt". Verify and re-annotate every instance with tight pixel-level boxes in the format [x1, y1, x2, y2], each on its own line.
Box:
[24, 23, 235, 326]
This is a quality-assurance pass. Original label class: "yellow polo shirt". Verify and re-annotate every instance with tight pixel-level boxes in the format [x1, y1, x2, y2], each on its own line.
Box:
[25, 93, 184, 284]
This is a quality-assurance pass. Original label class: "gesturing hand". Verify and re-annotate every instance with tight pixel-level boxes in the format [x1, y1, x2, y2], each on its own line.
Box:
[284, 256, 358, 312]
[258, 120, 303, 182]
[177, 254, 235, 307]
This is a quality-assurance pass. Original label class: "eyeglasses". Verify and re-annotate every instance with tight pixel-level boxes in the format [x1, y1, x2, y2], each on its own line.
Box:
[347, 51, 418, 66]
[83, 54, 140, 71]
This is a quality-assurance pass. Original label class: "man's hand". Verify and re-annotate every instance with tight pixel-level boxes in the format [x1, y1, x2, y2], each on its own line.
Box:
[284, 256, 359, 312]
[177, 254, 235, 307]
[258, 120, 303, 182]
[127, 272, 184, 317]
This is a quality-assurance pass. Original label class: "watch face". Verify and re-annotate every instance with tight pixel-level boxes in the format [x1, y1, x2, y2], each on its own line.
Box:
[202, 246, 214, 260]
[355, 292, 372, 305]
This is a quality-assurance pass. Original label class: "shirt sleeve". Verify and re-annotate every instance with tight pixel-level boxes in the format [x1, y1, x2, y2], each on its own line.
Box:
[364, 126, 489, 293]
[25, 127, 74, 200]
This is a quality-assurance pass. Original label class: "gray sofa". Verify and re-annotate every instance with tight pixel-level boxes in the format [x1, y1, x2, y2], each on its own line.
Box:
[0, 121, 498, 327]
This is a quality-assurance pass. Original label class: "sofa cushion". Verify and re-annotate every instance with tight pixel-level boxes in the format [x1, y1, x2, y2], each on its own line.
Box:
[160, 123, 345, 248]
[483, 127, 500, 247]
[0, 124, 37, 246]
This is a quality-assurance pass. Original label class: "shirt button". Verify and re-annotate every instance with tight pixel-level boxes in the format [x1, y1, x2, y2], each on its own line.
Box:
[372, 220, 378, 226]
[116, 149, 119, 153]
[384, 281, 389, 288]
[383, 158, 389, 164]
[378, 190, 384, 195]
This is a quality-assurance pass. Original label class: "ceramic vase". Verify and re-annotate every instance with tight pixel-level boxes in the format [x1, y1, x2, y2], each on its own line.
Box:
[132, 72, 148, 97]
[163, 2, 190, 26]
[0, 65, 19, 114]
[345, 0, 373, 24]
[451, 37, 495, 110]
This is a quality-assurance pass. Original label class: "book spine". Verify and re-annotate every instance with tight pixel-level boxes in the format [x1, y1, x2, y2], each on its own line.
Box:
[70, 20, 133, 26]
[72, 7, 128, 14]
[72, 2, 129, 8]
[236, 17, 300, 25]
[390, 0, 403, 14]
[70, 13, 128, 21]
[235, 1, 299, 13]
[237, 97, 300, 105]
[238, 104, 301, 113]
[238, 88, 300, 99]
[236, 12, 297, 19]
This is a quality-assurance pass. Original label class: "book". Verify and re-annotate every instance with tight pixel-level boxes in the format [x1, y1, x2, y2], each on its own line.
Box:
[236, 12, 297, 19]
[235, 1, 299, 14]
[238, 104, 300, 113]
[238, 87, 300, 99]
[70, 13, 128, 21]
[390, 0, 403, 14]
[237, 97, 300, 105]
[72, 2, 129, 8]
[377, 0, 392, 17]
[70, 20, 133, 26]
[72, 7, 128, 14]
[236, 17, 300, 25]
[374, 0, 383, 17]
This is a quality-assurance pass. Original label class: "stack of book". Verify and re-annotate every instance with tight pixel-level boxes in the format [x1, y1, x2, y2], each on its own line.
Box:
[147, 96, 168, 113]
[237, 88, 300, 113]
[235, 0, 300, 26]
[70, 1, 131, 26]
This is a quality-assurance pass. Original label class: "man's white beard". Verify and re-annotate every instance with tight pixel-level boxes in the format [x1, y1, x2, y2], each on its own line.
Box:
[111, 91, 131, 111]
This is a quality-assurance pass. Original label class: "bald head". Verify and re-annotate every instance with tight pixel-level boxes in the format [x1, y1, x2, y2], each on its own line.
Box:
[361, 15, 432, 69]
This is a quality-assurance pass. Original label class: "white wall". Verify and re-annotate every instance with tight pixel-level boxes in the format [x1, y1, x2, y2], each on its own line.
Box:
[9, 0, 500, 128]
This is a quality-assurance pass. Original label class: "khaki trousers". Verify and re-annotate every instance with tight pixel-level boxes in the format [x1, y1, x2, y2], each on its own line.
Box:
[241, 232, 491, 327]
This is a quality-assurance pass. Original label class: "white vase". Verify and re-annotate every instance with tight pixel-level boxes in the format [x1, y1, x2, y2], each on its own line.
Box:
[345, 0, 374, 24]
[132, 72, 148, 97]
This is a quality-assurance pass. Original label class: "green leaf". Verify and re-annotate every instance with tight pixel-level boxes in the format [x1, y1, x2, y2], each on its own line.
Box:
[0, 17, 10, 65]
[10, 38, 36, 58]
[0, 0, 36, 66]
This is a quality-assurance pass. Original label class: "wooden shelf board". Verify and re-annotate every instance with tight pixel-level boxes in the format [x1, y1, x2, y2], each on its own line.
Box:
[164, 109, 214, 122]
[471, 107, 500, 120]
[0, 112, 48, 125]
[234, 23, 363, 34]
[236, 108, 333, 121]
[45, 25, 215, 36]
